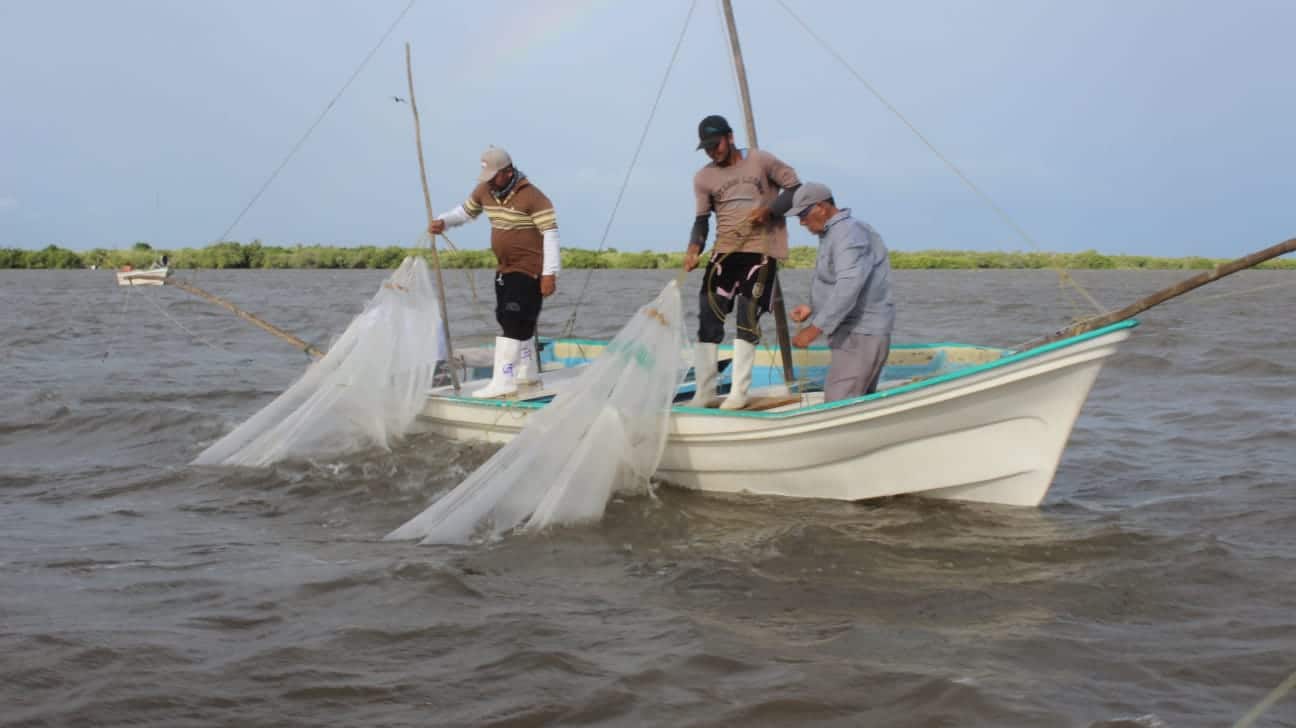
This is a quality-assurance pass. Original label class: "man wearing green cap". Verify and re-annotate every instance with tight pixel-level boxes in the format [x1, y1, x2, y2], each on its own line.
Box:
[428, 146, 560, 399]
[684, 114, 802, 410]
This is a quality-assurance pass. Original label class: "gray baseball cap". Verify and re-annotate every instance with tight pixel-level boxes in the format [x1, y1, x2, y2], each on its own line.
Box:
[787, 181, 833, 216]
[477, 146, 513, 182]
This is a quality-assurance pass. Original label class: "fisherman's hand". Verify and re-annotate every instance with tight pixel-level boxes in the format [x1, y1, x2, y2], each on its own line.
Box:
[790, 304, 812, 323]
[792, 324, 822, 348]
[428, 219, 447, 235]
[540, 275, 556, 297]
[747, 206, 772, 227]
[683, 245, 702, 272]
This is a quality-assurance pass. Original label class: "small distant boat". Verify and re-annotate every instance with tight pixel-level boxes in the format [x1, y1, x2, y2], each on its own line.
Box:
[116, 260, 170, 287]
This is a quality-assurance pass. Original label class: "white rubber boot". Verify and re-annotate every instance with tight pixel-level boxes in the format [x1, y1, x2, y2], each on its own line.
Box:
[720, 339, 755, 410]
[515, 336, 542, 388]
[472, 336, 519, 399]
[688, 342, 719, 408]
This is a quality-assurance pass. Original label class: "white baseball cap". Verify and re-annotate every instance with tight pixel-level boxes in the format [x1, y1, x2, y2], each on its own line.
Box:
[477, 146, 513, 182]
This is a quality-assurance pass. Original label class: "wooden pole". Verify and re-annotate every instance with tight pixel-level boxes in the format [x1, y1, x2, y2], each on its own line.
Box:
[1024, 237, 1296, 349]
[166, 278, 325, 358]
[720, 0, 796, 386]
[720, 0, 759, 151]
[405, 43, 460, 392]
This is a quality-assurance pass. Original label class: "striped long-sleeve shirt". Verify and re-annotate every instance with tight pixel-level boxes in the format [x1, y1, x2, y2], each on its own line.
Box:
[463, 178, 558, 278]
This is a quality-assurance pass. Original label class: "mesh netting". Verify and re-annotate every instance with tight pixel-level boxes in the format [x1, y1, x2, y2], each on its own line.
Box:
[386, 279, 688, 544]
[194, 256, 446, 467]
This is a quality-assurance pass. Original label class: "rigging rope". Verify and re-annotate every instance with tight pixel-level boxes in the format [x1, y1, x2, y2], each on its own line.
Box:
[773, 0, 1107, 320]
[207, 0, 418, 253]
[101, 284, 134, 361]
[418, 232, 496, 337]
[1181, 277, 1296, 304]
[559, 0, 699, 339]
[135, 285, 236, 357]
[158, 1, 420, 358]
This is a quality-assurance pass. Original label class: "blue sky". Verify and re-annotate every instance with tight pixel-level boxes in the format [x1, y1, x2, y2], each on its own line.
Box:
[1, 0, 1292, 257]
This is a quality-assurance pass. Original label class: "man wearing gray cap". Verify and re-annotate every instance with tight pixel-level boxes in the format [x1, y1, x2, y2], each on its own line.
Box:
[786, 182, 894, 402]
[428, 146, 560, 398]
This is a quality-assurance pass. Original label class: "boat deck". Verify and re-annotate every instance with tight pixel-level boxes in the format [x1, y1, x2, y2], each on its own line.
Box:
[429, 337, 1015, 413]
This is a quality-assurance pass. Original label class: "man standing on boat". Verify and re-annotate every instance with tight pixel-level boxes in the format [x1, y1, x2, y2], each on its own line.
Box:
[787, 182, 894, 402]
[684, 114, 801, 410]
[427, 146, 560, 399]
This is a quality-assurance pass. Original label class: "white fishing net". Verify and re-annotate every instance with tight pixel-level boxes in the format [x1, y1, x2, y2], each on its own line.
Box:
[386, 279, 688, 544]
[195, 256, 446, 467]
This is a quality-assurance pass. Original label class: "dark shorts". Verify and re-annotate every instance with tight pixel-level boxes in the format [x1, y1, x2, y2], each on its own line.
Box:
[495, 271, 542, 340]
[698, 252, 778, 344]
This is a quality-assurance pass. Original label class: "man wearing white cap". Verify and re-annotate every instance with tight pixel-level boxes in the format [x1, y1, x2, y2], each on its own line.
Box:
[428, 146, 560, 398]
[786, 182, 894, 402]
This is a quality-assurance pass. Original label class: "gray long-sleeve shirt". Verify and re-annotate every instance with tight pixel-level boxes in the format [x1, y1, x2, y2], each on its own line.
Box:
[809, 209, 895, 346]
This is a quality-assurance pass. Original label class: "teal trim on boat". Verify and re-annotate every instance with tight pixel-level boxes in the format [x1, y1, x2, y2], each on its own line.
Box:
[674, 318, 1140, 419]
[438, 396, 549, 410]
[439, 319, 1139, 416]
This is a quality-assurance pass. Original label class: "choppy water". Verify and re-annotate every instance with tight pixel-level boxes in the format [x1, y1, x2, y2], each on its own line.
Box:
[2, 267, 1294, 727]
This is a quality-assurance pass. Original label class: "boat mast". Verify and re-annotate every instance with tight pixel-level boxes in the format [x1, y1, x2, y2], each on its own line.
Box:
[406, 43, 461, 392]
[719, 0, 796, 385]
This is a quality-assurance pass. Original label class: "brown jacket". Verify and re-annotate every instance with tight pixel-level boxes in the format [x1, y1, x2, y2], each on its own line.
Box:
[463, 178, 558, 277]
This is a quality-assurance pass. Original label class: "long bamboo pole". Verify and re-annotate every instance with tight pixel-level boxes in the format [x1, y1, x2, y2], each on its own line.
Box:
[405, 43, 460, 392]
[721, 0, 760, 153]
[166, 278, 325, 358]
[720, 0, 796, 386]
[1024, 237, 1296, 349]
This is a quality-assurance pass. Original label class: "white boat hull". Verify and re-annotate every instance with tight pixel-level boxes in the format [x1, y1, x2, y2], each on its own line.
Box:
[116, 267, 169, 286]
[418, 324, 1133, 507]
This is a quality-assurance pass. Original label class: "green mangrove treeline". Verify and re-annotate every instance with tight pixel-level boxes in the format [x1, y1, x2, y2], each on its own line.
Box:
[3, 241, 1294, 271]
